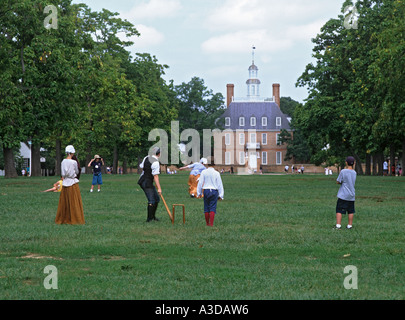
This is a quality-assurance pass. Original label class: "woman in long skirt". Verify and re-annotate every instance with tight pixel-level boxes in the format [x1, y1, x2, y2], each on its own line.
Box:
[55, 145, 85, 225]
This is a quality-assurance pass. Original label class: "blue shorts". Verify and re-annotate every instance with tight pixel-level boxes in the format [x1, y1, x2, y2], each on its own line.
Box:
[203, 189, 219, 213]
[92, 173, 103, 185]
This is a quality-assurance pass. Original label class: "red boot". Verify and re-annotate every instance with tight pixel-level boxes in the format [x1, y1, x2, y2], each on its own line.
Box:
[205, 212, 210, 226]
[209, 212, 215, 227]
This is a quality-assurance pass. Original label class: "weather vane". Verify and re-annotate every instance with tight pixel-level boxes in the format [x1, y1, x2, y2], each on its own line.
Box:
[252, 45, 256, 64]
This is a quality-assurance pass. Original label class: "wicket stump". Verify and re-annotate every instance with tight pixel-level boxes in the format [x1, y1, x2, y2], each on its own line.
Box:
[172, 204, 185, 225]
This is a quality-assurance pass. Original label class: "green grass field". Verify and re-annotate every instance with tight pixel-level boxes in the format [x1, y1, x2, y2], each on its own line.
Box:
[0, 172, 404, 300]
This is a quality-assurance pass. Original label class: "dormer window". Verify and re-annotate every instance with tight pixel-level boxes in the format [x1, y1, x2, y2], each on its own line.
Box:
[276, 117, 282, 127]
[225, 117, 231, 127]
[250, 117, 256, 127]
[262, 117, 268, 126]
[239, 117, 245, 127]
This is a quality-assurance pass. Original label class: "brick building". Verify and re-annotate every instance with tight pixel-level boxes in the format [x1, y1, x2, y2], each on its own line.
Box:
[215, 52, 294, 173]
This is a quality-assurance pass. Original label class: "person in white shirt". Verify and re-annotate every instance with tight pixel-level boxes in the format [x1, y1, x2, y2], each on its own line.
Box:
[197, 161, 224, 227]
[55, 145, 85, 225]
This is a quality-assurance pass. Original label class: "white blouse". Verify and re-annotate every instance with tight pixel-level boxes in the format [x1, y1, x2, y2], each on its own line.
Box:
[61, 159, 80, 187]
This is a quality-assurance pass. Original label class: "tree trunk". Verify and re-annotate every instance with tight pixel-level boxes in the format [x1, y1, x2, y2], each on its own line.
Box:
[402, 138, 405, 176]
[390, 145, 395, 176]
[113, 145, 118, 174]
[354, 154, 364, 175]
[365, 153, 371, 176]
[55, 139, 62, 176]
[372, 154, 377, 176]
[85, 144, 92, 174]
[31, 144, 41, 177]
[123, 158, 128, 174]
[137, 156, 142, 174]
[378, 153, 384, 176]
[3, 147, 18, 178]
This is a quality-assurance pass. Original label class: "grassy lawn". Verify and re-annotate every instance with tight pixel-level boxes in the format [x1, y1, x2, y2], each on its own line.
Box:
[0, 172, 404, 300]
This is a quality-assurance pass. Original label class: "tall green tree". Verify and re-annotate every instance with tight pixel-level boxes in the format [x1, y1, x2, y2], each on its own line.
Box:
[295, 0, 402, 174]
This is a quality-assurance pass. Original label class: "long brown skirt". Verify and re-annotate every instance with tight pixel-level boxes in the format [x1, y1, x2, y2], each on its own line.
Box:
[55, 184, 85, 225]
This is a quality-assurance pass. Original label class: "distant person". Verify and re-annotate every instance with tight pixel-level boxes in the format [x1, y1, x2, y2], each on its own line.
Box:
[43, 177, 63, 193]
[391, 164, 395, 176]
[55, 145, 85, 225]
[138, 147, 162, 222]
[88, 155, 104, 192]
[197, 160, 224, 227]
[179, 158, 208, 198]
[334, 156, 357, 230]
[21, 168, 26, 176]
[301, 166, 305, 174]
[383, 160, 388, 176]
[284, 165, 289, 174]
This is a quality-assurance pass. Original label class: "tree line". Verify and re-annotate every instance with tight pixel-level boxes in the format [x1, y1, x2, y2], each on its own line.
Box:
[282, 0, 404, 175]
[0, 0, 225, 178]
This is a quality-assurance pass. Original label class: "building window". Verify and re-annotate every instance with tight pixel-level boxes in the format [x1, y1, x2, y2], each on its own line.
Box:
[225, 117, 231, 127]
[276, 133, 281, 145]
[239, 133, 245, 146]
[225, 152, 231, 165]
[262, 133, 267, 145]
[239, 117, 245, 127]
[250, 133, 256, 144]
[225, 133, 231, 146]
[262, 152, 268, 165]
[262, 117, 267, 126]
[276, 117, 282, 127]
[276, 152, 282, 165]
[239, 152, 245, 165]
[250, 117, 256, 127]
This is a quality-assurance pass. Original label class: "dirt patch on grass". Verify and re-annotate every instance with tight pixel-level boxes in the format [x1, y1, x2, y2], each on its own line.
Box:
[357, 196, 385, 202]
[19, 253, 64, 261]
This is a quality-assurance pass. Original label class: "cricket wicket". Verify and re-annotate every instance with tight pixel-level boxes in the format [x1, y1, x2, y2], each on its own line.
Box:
[172, 204, 185, 225]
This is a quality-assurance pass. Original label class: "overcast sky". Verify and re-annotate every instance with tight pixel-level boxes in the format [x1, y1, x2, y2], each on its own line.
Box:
[72, 0, 345, 103]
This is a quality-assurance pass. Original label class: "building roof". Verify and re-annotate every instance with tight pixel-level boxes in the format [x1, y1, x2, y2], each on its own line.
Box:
[221, 101, 292, 131]
[248, 64, 258, 71]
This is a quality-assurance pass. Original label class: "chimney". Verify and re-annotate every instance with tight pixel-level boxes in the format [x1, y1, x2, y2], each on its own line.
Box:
[226, 84, 234, 107]
[272, 83, 280, 107]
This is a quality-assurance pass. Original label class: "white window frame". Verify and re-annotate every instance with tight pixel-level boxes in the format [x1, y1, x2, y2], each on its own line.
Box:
[225, 152, 231, 165]
[262, 117, 268, 127]
[239, 133, 245, 146]
[250, 117, 256, 127]
[225, 117, 231, 127]
[239, 151, 245, 165]
[262, 152, 268, 165]
[239, 117, 245, 127]
[276, 152, 282, 165]
[276, 117, 282, 127]
[276, 133, 281, 146]
[225, 133, 231, 146]
[250, 132, 257, 144]
[262, 133, 267, 145]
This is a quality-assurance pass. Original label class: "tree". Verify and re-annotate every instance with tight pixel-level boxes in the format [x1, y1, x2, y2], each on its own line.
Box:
[295, 0, 402, 174]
